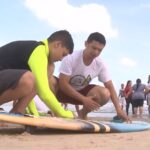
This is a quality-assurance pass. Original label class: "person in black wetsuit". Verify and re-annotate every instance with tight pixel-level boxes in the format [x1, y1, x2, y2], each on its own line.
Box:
[0, 30, 74, 118]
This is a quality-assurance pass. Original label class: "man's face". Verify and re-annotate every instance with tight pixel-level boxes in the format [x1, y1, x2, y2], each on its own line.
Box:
[85, 40, 105, 59]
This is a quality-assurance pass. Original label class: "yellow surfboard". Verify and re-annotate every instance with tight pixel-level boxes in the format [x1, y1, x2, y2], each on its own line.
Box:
[0, 112, 108, 133]
[0, 112, 150, 133]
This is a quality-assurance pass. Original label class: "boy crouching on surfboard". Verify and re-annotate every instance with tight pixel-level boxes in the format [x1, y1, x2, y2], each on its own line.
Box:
[0, 30, 74, 119]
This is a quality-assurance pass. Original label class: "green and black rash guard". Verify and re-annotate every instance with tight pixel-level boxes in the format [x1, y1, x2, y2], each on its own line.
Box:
[0, 40, 74, 118]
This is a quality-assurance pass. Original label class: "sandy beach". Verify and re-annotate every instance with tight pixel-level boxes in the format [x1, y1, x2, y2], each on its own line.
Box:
[0, 116, 150, 150]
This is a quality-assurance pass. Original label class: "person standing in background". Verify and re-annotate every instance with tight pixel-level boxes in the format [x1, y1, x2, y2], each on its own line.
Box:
[124, 80, 134, 116]
[118, 83, 125, 110]
[132, 78, 148, 117]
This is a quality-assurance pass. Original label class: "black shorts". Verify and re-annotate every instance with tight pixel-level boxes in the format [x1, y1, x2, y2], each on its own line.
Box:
[132, 99, 144, 107]
[0, 69, 28, 95]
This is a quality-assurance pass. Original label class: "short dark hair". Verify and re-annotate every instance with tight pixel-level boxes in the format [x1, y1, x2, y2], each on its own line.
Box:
[47, 30, 74, 54]
[87, 32, 106, 46]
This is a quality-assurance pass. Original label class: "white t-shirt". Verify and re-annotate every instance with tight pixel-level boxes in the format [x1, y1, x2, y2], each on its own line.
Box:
[59, 50, 111, 91]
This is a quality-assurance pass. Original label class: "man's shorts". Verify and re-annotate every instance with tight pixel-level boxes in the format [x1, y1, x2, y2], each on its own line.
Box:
[0, 69, 27, 95]
[57, 84, 96, 105]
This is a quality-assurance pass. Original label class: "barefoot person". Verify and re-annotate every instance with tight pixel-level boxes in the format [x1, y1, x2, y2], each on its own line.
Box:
[0, 30, 74, 118]
[57, 32, 130, 121]
[124, 80, 134, 116]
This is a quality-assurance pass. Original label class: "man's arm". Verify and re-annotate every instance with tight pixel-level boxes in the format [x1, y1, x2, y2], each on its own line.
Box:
[59, 73, 100, 111]
[104, 80, 131, 122]
[104, 81, 121, 111]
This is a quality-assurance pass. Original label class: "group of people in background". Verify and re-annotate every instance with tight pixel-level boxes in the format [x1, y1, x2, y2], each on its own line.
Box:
[118, 75, 150, 118]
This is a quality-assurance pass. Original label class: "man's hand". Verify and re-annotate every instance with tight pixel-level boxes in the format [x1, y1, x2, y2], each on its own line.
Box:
[83, 95, 100, 111]
[117, 109, 132, 123]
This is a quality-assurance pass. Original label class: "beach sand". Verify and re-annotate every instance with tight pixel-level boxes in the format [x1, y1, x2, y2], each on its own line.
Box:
[0, 116, 150, 150]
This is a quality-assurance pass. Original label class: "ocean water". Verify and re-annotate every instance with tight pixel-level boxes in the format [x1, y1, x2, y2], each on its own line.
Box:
[1, 100, 149, 118]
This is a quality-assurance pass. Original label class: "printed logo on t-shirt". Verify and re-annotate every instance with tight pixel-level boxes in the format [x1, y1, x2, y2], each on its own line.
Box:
[70, 75, 91, 88]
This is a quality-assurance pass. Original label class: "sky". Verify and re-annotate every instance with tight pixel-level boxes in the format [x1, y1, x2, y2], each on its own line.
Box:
[0, 0, 150, 92]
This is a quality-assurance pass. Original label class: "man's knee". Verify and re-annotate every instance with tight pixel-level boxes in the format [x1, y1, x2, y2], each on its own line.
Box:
[100, 88, 110, 105]
[103, 88, 110, 101]
[93, 86, 110, 106]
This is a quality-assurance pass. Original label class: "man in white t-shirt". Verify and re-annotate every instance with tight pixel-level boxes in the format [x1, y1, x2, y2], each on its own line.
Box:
[57, 32, 130, 122]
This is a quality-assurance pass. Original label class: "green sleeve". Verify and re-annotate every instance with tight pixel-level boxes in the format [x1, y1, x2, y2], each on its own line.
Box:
[28, 45, 74, 118]
[27, 99, 39, 117]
